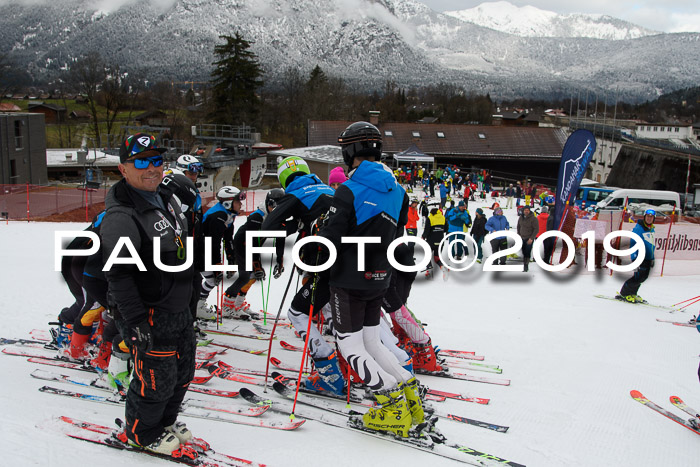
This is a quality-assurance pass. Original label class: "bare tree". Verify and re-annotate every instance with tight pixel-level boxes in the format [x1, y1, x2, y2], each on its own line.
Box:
[71, 52, 107, 145]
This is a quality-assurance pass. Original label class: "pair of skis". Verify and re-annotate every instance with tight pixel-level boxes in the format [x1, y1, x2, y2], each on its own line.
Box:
[38, 383, 305, 431]
[238, 383, 523, 466]
[52, 415, 266, 466]
[630, 390, 700, 435]
[276, 340, 507, 385]
[593, 294, 678, 311]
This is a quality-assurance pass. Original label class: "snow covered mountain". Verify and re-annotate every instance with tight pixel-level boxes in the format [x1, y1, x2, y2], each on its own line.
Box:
[444, 1, 660, 40]
[1, 0, 698, 101]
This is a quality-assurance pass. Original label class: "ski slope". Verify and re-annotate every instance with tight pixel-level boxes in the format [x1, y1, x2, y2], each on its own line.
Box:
[1, 196, 699, 467]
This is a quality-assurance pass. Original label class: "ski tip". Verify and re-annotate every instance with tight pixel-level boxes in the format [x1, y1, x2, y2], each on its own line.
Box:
[670, 395, 683, 404]
[630, 390, 645, 399]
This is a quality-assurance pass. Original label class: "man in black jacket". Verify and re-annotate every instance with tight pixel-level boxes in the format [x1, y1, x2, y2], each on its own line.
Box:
[100, 133, 195, 456]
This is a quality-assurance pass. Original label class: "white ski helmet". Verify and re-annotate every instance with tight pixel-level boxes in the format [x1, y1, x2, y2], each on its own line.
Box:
[217, 186, 245, 211]
[176, 154, 203, 174]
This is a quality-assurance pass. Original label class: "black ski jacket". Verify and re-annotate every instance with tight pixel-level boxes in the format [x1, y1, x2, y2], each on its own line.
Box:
[100, 179, 193, 326]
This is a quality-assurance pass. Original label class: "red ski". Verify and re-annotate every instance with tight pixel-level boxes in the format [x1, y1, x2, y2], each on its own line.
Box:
[279, 340, 304, 352]
[438, 349, 485, 361]
[210, 342, 266, 355]
[426, 389, 490, 405]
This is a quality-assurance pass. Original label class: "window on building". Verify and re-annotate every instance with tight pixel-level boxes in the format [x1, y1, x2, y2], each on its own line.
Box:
[437, 132, 445, 138]
[412, 131, 420, 138]
[9, 159, 17, 180]
[675, 127, 680, 133]
[14, 120, 23, 150]
[653, 126, 658, 131]
[384, 130, 393, 137]
[478, 133, 486, 139]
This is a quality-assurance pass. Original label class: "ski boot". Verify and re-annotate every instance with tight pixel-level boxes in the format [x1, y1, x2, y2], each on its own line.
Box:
[165, 420, 193, 444]
[222, 294, 251, 320]
[90, 339, 112, 370]
[122, 430, 184, 456]
[403, 377, 425, 425]
[688, 417, 700, 430]
[51, 322, 73, 356]
[632, 294, 647, 304]
[305, 352, 346, 395]
[193, 323, 208, 341]
[413, 339, 444, 373]
[107, 343, 131, 392]
[616, 293, 636, 303]
[363, 384, 412, 437]
[196, 299, 217, 320]
[68, 331, 91, 361]
[86, 306, 106, 346]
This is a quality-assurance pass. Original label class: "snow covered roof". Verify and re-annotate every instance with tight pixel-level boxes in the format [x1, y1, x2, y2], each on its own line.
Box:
[46, 149, 120, 168]
[268, 145, 343, 165]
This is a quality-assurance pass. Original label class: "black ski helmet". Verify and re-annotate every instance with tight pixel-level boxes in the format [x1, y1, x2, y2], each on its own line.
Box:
[265, 188, 285, 212]
[160, 173, 198, 214]
[338, 121, 382, 168]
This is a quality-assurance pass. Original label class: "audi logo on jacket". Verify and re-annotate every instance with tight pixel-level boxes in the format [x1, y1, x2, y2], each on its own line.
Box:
[100, 179, 193, 326]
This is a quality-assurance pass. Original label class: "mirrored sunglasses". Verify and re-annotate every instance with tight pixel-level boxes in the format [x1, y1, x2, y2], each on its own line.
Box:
[127, 156, 164, 169]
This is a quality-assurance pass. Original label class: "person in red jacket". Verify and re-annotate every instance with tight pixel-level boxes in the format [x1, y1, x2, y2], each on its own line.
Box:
[406, 199, 420, 236]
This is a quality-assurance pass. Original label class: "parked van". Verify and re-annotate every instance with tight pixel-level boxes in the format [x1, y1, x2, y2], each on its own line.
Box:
[595, 189, 680, 212]
[575, 187, 616, 209]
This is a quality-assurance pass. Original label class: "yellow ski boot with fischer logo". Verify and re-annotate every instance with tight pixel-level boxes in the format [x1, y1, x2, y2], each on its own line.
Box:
[362, 384, 413, 437]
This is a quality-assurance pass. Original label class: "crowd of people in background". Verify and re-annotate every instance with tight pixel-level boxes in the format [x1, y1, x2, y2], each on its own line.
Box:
[394, 162, 559, 275]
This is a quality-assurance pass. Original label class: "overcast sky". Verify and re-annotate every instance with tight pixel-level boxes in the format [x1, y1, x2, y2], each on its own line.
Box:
[418, 1, 700, 33]
[5, 0, 700, 33]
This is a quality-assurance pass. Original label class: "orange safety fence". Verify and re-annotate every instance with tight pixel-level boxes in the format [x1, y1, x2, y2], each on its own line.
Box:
[0, 184, 261, 222]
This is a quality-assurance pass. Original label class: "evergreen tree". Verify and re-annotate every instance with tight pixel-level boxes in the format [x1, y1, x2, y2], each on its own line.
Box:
[210, 33, 264, 126]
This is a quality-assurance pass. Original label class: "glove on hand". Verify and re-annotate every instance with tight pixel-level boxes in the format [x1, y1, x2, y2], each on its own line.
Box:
[129, 321, 152, 353]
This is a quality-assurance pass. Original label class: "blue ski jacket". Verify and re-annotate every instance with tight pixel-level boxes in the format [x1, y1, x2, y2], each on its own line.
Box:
[319, 161, 408, 290]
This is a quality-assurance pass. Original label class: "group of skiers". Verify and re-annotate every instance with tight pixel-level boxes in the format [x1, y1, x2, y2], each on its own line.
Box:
[54, 125, 662, 457]
[55, 124, 454, 455]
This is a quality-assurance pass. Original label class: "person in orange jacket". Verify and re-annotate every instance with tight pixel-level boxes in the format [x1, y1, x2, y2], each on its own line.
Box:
[406, 198, 420, 236]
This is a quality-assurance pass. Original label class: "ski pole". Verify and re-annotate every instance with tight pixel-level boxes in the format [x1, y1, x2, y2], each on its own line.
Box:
[290, 272, 321, 418]
[260, 250, 274, 325]
[677, 297, 700, 311]
[672, 296, 700, 307]
[610, 197, 629, 276]
[660, 207, 675, 277]
[263, 265, 297, 390]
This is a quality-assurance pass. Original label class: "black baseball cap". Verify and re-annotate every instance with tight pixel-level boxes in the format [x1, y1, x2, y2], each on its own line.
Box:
[119, 133, 167, 163]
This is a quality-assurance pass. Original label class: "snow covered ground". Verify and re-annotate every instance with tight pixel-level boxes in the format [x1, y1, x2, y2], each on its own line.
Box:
[1, 196, 699, 467]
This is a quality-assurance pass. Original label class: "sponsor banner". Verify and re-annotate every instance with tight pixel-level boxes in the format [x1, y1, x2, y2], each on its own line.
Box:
[620, 223, 700, 260]
[553, 130, 597, 230]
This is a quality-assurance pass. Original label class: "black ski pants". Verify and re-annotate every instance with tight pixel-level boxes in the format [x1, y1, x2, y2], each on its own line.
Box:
[490, 237, 508, 265]
[124, 308, 195, 446]
[290, 273, 330, 317]
[620, 260, 652, 297]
